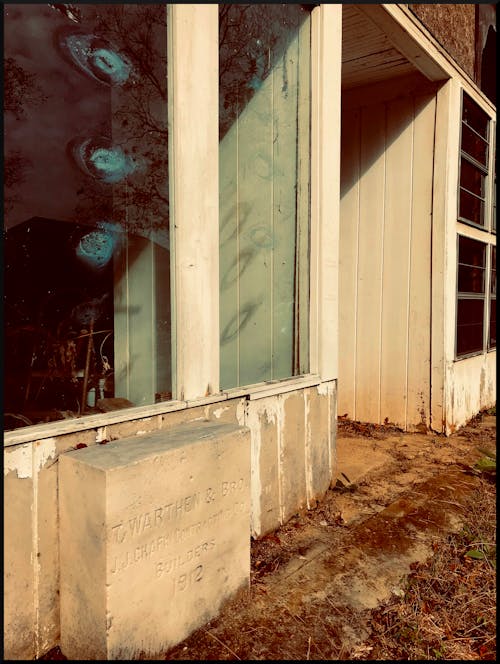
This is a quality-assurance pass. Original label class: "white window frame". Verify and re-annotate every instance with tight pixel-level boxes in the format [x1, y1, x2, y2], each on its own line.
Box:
[4, 3, 342, 447]
[455, 90, 496, 360]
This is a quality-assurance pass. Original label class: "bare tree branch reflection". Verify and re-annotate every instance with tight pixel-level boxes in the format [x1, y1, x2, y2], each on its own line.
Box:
[67, 5, 169, 238]
[219, 4, 313, 140]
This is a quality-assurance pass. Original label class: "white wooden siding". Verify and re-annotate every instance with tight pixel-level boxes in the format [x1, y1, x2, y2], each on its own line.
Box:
[356, 103, 386, 424]
[339, 87, 437, 430]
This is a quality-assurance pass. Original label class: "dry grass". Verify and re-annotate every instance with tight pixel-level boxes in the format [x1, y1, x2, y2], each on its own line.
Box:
[359, 475, 496, 661]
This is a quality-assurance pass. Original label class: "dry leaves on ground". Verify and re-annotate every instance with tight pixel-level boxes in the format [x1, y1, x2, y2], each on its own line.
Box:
[359, 475, 496, 661]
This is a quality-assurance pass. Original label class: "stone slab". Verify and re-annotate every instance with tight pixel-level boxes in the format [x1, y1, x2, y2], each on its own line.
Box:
[59, 420, 250, 660]
[335, 436, 393, 484]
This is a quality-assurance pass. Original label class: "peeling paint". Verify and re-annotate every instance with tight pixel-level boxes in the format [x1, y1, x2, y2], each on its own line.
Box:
[261, 399, 282, 426]
[96, 427, 107, 443]
[304, 391, 313, 508]
[212, 406, 229, 419]
[35, 438, 57, 471]
[445, 353, 496, 432]
[244, 402, 263, 537]
[4, 444, 32, 478]
[316, 381, 331, 396]
[479, 366, 486, 398]
[235, 400, 247, 427]
[244, 396, 287, 536]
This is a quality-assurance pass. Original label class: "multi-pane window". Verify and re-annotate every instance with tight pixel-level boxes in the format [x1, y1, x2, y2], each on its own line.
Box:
[489, 246, 496, 349]
[456, 92, 496, 359]
[492, 134, 496, 233]
[219, 4, 311, 389]
[4, 4, 172, 430]
[456, 236, 487, 356]
[458, 93, 490, 228]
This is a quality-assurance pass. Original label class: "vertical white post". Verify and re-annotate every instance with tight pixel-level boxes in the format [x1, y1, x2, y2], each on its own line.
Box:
[431, 78, 461, 432]
[310, 4, 342, 381]
[169, 4, 220, 400]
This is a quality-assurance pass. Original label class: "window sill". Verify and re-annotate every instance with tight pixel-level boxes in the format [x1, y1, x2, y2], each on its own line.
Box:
[4, 375, 329, 447]
[3, 400, 187, 448]
[457, 219, 493, 234]
[223, 374, 323, 401]
[454, 348, 496, 362]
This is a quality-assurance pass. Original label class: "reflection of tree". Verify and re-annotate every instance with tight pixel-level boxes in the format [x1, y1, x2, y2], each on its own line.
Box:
[4, 151, 33, 214]
[4, 56, 47, 119]
[70, 5, 169, 237]
[219, 4, 313, 140]
[4, 57, 47, 214]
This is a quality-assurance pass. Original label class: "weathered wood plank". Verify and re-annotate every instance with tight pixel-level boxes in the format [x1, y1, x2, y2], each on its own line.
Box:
[338, 107, 360, 419]
[380, 96, 414, 428]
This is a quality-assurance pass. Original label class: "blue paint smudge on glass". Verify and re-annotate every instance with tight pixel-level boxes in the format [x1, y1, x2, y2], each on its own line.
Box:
[91, 48, 131, 84]
[76, 221, 121, 269]
[71, 137, 139, 183]
[62, 32, 133, 86]
[89, 145, 136, 183]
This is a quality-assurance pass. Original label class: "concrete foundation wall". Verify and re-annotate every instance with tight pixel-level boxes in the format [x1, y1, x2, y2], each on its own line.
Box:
[3, 381, 336, 660]
[444, 352, 496, 434]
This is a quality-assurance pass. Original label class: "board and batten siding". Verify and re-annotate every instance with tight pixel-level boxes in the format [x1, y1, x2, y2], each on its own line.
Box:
[338, 87, 437, 430]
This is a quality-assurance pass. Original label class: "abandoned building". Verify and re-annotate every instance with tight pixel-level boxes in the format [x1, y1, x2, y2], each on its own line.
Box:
[3, 3, 496, 660]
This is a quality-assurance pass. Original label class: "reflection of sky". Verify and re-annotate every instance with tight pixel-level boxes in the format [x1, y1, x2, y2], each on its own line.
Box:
[4, 4, 112, 229]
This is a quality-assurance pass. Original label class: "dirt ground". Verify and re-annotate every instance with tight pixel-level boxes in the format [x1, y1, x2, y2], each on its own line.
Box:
[41, 409, 496, 661]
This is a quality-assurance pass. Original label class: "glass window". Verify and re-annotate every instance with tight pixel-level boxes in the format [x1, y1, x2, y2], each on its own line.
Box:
[460, 157, 486, 198]
[456, 299, 485, 356]
[456, 93, 495, 360]
[489, 246, 496, 349]
[4, 4, 171, 430]
[219, 4, 311, 388]
[489, 299, 496, 349]
[491, 246, 497, 297]
[456, 236, 487, 357]
[460, 124, 488, 168]
[459, 93, 490, 229]
[459, 188, 485, 227]
[462, 92, 489, 139]
[492, 133, 496, 233]
[457, 236, 486, 294]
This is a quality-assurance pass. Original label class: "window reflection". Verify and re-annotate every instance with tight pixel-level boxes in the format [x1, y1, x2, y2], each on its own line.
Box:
[456, 299, 485, 356]
[4, 4, 171, 430]
[219, 4, 312, 388]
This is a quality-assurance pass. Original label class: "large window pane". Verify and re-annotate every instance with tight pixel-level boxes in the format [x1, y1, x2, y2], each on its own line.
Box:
[462, 92, 489, 139]
[456, 299, 485, 356]
[460, 124, 488, 168]
[460, 157, 486, 197]
[459, 188, 485, 226]
[491, 247, 496, 295]
[492, 136, 496, 233]
[489, 298, 496, 348]
[4, 4, 171, 430]
[457, 236, 486, 293]
[219, 4, 311, 388]
[489, 246, 496, 349]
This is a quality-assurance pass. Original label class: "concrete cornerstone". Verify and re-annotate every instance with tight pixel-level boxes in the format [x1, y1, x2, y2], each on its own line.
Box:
[58, 421, 251, 660]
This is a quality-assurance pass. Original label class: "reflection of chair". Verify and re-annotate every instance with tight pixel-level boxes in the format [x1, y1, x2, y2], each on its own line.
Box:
[4, 217, 115, 424]
[10, 310, 113, 419]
